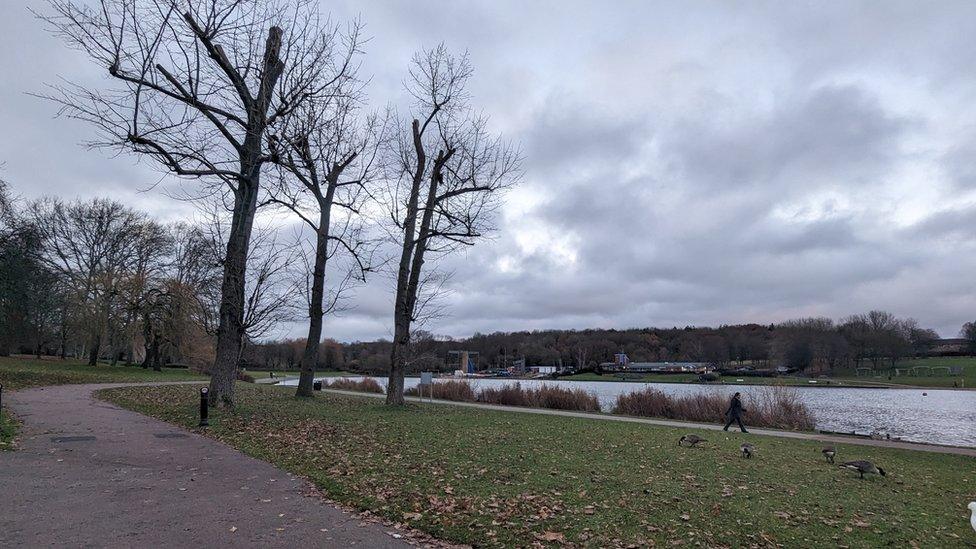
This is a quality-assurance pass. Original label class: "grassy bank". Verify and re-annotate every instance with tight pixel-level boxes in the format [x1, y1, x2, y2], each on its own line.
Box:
[0, 408, 17, 450]
[99, 383, 976, 547]
[0, 356, 207, 391]
[833, 357, 976, 389]
[561, 356, 976, 389]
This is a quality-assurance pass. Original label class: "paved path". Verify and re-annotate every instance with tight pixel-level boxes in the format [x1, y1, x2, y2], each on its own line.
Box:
[0, 383, 414, 548]
[324, 388, 976, 457]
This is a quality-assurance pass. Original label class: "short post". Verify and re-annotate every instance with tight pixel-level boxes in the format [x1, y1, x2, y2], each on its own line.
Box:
[0, 383, 4, 412]
[420, 372, 433, 403]
[199, 387, 209, 427]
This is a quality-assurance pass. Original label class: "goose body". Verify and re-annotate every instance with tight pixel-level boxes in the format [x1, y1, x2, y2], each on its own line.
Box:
[969, 501, 975, 533]
[822, 445, 836, 464]
[740, 443, 755, 459]
[678, 434, 706, 447]
[841, 460, 885, 479]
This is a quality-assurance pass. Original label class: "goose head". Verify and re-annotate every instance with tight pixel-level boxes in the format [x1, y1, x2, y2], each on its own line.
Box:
[877, 467, 886, 477]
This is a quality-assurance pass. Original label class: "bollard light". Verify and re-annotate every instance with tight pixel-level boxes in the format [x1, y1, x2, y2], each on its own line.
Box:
[199, 387, 209, 427]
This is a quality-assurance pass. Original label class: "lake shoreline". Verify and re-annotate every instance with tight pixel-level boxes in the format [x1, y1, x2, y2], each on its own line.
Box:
[263, 372, 975, 391]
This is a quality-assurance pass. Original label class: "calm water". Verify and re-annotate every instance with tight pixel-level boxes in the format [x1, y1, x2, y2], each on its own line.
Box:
[281, 376, 976, 448]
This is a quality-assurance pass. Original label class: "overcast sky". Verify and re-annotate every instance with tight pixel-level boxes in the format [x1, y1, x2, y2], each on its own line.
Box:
[3, 1, 976, 341]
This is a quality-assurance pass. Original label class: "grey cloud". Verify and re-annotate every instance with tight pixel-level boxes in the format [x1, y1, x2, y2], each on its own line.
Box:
[5, 1, 976, 341]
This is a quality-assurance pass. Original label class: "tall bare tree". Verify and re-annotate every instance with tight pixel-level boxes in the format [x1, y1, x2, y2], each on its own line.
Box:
[269, 40, 383, 396]
[203, 206, 300, 366]
[30, 198, 145, 365]
[383, 46, 521, 405]
[41, 0, 358, 405]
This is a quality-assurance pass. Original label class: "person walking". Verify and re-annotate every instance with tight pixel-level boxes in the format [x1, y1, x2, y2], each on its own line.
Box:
[723, 392, 748, 433]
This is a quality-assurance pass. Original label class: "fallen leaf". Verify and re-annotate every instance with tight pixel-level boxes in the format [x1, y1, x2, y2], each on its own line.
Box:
[536, 531, 566, 542]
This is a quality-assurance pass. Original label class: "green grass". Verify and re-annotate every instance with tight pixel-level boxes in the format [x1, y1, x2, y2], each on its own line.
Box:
[563, 356, 976, 389]
[0, 356, 207, 391]
[0, 408, 17, 451]
[99, 383, 976, 548]
[833, 357, 976, 389]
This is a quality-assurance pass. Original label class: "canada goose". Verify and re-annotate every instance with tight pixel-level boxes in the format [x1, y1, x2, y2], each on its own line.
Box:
[678, 434, 706, 447]
[822, 445, 836, 464]
[740, 443, 755, 459]
[841, 460, 886, 479]
[968, 501, 976, 532]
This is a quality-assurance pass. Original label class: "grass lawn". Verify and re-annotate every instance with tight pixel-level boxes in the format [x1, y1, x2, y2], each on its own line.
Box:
[99, 383, 976, 548]
[0, 408, 17, 450]
[833, 357, 976, 389]
[0, 356, 207, 391]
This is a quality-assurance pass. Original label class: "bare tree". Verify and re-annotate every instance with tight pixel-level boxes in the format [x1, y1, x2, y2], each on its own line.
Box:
[30, 198, 145, 365]
[40, 0, 359, 405]
[382, 46, 521, 405]
[203, 206, 300, 367]
[268, 39, 383, 396]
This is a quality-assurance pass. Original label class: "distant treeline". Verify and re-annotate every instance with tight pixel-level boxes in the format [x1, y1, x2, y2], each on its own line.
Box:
[248, 312, 976, 375]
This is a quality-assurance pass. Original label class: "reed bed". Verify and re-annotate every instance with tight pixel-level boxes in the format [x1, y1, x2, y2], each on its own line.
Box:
[405, 380, 477, 402]
[612, 385, 815, 430]
[476, 382, 601, 412]
[326, 377, 384, 394]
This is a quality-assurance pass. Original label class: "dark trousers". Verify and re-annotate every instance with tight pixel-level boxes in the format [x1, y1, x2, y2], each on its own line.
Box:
[724, 414, 747, 432]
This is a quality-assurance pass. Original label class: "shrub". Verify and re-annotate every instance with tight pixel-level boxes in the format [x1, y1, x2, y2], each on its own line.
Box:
[326, 377, 384, 394]
[748, 385, 815, 431]
[476, 383, 530, 407]
[405, 380, 476, 402]
[236, 371, 256, 383]
[612, 385, 815, 431]
[477, 383, 600, 412]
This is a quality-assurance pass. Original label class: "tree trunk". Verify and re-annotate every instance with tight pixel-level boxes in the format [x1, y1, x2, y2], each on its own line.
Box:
[387, 320, 410, 405]
[387, 153, 445, 404]
[296, 211, 331, 397]
[152, 337, 162, 372]
[87, 330, 101, 366]
[206, 25, 283, 408]
[208, 177, 260, 407]
[386, 120, 428, 406]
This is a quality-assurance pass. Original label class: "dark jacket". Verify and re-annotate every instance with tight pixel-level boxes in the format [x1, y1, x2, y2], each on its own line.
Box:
[726, 395, 744, 417]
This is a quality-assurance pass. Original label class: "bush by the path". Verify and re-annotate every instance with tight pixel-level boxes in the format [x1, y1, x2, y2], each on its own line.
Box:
[612, 385, 815, 431]
[477, 382, 600, 412]
[326, 377, 384, 394]
[405, 380, 476, 402]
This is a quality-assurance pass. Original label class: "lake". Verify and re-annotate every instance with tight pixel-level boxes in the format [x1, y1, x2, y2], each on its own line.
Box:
[281, 376, 976, 449]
